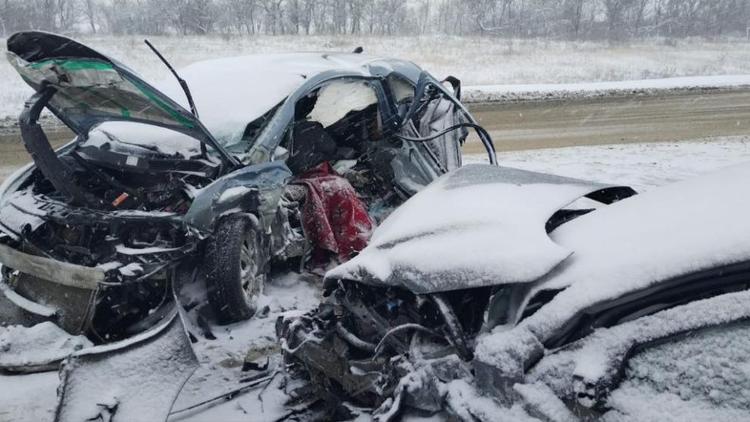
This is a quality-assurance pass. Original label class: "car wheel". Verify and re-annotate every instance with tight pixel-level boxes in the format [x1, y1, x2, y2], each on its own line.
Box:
[205, 215, 265, 324]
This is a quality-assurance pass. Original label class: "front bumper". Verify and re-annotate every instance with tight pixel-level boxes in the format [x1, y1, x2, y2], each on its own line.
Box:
[0, 240, 188, 336]
[0, 244, 108, 334]
[0, 243, 104, 290]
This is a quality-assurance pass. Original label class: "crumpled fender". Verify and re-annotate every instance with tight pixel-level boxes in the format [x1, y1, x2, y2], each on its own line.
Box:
[184, 161, 292, 234]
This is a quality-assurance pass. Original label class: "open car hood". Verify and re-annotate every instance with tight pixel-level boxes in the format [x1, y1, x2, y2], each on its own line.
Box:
[6, 32, 214, 146]
[326, 164, 635, 294]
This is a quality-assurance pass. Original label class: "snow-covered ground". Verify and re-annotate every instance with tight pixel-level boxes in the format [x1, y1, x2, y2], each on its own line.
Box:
[2, 135, 749, 421]
[2, 35, 750, 121]
[0, 272, 323, 422]
[0, 166, 18, 183]
[467, 136, 750, 192]
[463, 75, 750, 103]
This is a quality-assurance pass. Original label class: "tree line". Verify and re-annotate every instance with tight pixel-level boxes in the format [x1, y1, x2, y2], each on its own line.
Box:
[1, 0, 749, 40]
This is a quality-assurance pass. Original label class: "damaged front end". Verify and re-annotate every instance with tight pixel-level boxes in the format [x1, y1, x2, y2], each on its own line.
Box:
[0, 185, 198, 340]
[277, 164, 636, 418]
[278, 280, 488, 417]
[0, 32, 232, 342]
[0, 134, 204, 342]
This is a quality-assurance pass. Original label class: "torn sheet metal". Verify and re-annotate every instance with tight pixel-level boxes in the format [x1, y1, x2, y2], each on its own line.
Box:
[55, 312, 198, 422]
[0, 322, 92, 373]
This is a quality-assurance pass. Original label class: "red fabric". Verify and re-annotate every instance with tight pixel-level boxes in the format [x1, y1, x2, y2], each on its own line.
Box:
[294, 162, 373, 264]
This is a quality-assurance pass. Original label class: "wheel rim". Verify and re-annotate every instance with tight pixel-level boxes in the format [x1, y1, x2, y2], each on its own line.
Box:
[240, 231, 261, 300]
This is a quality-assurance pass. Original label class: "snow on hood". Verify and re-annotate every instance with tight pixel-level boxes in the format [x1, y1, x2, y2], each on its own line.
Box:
[515, 161, 750, 342]
[83, 122, 202, 157]
[0, 322, 92, 372]
[326, 164, 622, 294]
[156, 53, 381, 145]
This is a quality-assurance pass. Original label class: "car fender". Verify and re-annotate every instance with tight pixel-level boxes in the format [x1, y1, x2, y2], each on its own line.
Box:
[184, 161, 292, 234]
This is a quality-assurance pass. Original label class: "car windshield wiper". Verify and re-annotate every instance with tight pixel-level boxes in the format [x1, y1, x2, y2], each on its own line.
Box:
[144, 40, 200, 119]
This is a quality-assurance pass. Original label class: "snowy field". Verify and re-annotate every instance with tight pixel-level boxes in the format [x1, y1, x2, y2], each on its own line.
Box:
[2, 35, 750, 120]
[0, 166, 19, 183]
[467, 136, 750, 192]
[2, 135, 750, 421]
[462, 74, 750, 103]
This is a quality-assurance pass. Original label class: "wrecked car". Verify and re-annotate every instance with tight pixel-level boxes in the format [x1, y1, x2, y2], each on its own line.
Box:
[277, 163, 636, 413]
[0, 31, 496, 342]
[279, 160, 750, 418]
[469, 162, 750, 420]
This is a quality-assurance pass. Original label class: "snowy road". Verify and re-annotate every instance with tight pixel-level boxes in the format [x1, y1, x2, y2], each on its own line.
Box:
[2, 136, 750, 421]
[462, 88, 750, 154]
[466, 136, 750, 192]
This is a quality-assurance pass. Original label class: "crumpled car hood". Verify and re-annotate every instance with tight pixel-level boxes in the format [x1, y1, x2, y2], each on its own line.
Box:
[6, 31, 211, 145]
[326, 164, 630, 294]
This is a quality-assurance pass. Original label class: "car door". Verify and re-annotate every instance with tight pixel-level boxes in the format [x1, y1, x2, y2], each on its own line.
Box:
[384, 74, 464, 197]
[387, 74, 465, 170]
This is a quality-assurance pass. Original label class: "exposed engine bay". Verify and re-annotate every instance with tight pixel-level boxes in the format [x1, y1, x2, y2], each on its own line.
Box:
[278, 281, 491, 409]
[276, 164, 637, 419]
[0, 122, 222, 339]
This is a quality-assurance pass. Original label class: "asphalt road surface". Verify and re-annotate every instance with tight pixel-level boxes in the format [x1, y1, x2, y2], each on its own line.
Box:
[462, 88, 750, 154]
[2, 89, 750, 180]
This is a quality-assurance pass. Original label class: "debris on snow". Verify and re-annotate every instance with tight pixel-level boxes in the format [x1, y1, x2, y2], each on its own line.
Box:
[56, 314, 198, 422]
[0, 322, 92, 373]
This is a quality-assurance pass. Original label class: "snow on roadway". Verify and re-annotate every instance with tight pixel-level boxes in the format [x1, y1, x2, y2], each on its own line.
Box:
[465, 136, 750, 192]
[463, 75, 750, 103]
[0, 166, 17, 183]
[0, 271, 322, 422]
[1, 136, 750, 421]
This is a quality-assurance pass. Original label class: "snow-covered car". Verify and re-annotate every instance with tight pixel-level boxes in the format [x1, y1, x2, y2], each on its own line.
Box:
[276, 163, 635, 408]
[278, 161, 750, 419]
[0, 31, 496, 342]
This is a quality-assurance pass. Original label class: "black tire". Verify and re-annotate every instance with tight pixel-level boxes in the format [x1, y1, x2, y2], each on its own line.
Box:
[205, 215, 265, 324]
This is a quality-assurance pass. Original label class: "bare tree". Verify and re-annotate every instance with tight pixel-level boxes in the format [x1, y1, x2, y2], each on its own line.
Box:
[564, 0, 587, 38]
[602, 0, 636, 40]
[2, 0, 749, 41]
[83, 0, 97, 33]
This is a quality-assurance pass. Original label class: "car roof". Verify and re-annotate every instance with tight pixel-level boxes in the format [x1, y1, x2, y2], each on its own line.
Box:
[155, 53, 421, 143]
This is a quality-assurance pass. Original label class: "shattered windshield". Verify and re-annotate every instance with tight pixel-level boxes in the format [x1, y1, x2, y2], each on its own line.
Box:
[222, 101, 284, 158]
